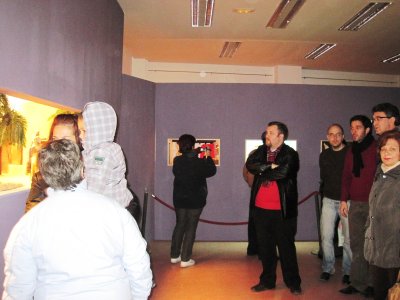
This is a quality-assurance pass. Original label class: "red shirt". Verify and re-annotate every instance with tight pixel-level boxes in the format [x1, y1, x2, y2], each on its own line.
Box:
[255, 181, 281, 210]
[255, 146, 282, 210]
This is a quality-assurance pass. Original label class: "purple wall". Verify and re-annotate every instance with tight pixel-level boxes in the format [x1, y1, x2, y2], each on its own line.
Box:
[154, 83, 400, 241]
[0, 0, 125, 294]
[0, 0, 123, 109]
[119, 75, 156, 239]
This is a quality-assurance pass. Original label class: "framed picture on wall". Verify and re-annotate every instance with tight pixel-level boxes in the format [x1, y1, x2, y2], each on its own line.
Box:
[321, 140, 330, 152]
[167, 138, 220, 166]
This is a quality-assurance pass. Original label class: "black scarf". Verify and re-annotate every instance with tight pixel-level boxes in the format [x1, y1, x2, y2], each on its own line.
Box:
[351, 133, 374, 177]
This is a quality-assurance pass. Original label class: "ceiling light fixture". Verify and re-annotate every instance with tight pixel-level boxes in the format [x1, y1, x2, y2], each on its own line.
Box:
[233, 8, 255, 14]
[382, 53, 400, 63]
[266, 0, 305, 29]
[338, 2, 391, 31]
[191, 0, 215, 27]
[305, 43, 336, 60]
[219, 42, 241, 58]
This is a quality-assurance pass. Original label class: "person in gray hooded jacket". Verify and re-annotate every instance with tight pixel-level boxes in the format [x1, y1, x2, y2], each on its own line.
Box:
[79, 102, 133, 208]
[364, 129, 400, 300]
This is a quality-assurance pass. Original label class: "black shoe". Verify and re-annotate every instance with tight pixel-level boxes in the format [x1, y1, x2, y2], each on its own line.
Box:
[320, 272, 330, 281]
[251, 283, 275, 292]
[339, 285, 359, 294]
[290, 286, 302, 295]
[342, 275, 351, 284]
[363, 286, 374, 298]
[247, 246, 258, 256]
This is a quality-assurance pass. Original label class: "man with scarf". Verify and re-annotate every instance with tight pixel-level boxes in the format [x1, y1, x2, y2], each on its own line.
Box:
[339, 115, 376, 297]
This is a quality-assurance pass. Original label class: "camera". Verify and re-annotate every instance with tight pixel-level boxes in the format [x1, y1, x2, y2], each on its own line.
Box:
[195, 147, 210, 153]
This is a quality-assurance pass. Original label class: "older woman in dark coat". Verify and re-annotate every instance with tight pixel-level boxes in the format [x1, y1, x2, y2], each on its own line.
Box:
[364, 129, 400, 300]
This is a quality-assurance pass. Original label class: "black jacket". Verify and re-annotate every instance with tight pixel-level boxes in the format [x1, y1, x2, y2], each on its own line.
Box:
[173, 152, 217, 209]
[246, 143, 299, 219]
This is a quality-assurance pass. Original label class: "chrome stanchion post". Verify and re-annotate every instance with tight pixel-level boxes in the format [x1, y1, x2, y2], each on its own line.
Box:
[141, 188, 148, 238]
[314, 192, 323, 258]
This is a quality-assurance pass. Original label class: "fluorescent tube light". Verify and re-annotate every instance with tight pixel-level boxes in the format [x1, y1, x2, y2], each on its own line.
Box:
[305, 43, 336, 60]
[338, 2, 391, 31]
[219, 42, 241, 58]
[382, 53, 400, 63]
[266, 0, 305, 29]
[191, 0, 215, 27]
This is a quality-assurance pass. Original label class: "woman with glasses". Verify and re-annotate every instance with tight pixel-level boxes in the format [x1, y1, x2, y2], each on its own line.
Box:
[364, 129, 400, 300]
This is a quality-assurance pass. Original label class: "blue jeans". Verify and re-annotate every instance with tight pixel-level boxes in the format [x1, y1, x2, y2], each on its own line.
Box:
[320, 197, 352, 275]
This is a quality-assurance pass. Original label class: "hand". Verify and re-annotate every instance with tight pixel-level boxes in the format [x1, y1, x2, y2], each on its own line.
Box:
[271, 163, 279, 169]
[339, 201, 348, 218]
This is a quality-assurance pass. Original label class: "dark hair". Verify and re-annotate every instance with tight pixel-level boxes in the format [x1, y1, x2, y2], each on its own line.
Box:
[350, 115, 372, 131]
[268, 121, 288, 140]
[39, 139, 83, 190]
[48, 114, 81, 149]
[372, 102, 400, 126]
[327, 123, 344, 135]
[178, 134, 196, 153]
[261, 131, 266, 145]
[378, 129, 400, 151]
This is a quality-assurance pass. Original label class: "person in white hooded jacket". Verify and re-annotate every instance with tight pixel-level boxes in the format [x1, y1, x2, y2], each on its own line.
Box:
[2, 139, 152, 300]
[79, 101, 133, 208]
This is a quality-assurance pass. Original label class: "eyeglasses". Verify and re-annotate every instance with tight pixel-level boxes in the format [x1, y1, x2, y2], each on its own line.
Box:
[372, 116, 391, 122]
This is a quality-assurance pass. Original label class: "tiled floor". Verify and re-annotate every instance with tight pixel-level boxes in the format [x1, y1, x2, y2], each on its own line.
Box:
[148, 241, 367, 300]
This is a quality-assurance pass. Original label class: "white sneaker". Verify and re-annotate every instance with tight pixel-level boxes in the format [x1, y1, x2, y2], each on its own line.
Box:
[170, 256, 181, 264]
[180, 259, 195, 268]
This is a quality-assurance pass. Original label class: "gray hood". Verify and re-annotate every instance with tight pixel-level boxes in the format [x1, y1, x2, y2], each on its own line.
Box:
[82, 102, 117, 150]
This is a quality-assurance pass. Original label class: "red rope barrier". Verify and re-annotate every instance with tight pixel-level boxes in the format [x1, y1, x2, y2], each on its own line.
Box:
[151, 191, 320, 226]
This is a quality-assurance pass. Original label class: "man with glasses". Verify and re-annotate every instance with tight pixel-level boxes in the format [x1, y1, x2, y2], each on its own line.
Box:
[319, 124, 351, 284]
[372, 102, 400, 136]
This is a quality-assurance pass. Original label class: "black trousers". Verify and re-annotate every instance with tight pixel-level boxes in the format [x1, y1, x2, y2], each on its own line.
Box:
[254, 207, 301, 288]
[247, 206, 258, 254]
[170, 208, 203, 261]
[370, 265, 399, 300]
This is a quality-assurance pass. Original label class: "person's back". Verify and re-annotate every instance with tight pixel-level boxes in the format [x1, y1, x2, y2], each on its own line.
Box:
[173, 151, 216, 209]
[80, 102, 133, 207]
[3, 140, 152, 300]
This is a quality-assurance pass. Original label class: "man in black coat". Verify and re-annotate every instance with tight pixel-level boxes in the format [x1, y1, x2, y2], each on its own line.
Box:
[246, 121, 302, 295]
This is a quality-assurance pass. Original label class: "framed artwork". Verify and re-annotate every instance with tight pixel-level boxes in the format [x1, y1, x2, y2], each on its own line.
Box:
[167, 138, 221, 166]
[321, 140, 330, 152]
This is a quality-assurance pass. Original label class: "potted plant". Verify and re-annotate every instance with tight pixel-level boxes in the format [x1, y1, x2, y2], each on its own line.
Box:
[0, 93, 27, 174]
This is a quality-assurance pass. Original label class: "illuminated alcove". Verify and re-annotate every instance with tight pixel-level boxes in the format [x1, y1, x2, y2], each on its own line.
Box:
[0, 91, 78, 193]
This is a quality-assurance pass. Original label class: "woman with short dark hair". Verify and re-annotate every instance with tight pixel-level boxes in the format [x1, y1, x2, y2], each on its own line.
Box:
[170, 134, 216, 267]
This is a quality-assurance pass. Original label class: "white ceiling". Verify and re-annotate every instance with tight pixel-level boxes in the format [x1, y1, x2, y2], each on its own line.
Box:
[118, 0, 400, 75]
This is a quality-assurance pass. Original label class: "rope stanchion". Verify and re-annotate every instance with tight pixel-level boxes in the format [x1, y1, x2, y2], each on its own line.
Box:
[152, 191, 320, 226]
[151, 194, 246, 225]
[297, 191, 320, 206]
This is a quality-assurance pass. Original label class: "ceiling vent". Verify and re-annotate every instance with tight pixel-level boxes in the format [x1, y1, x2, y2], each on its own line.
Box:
[305, 43, 336, 60]
[219, 42, 241, 58]
[266, 0, 305, 29]
[382, 53, 400, 63]
[191, 0, 215, 27]
[338, 2, 391, 31]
